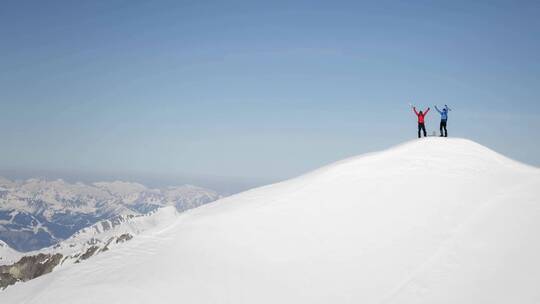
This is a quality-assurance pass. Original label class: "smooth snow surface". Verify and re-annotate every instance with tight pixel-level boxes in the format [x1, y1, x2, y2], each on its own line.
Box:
[2, 138, 539, 303]
[0, 240, 20, 266]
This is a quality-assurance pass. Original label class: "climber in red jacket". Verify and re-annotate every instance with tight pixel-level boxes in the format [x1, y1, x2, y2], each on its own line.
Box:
[413, 106, 430, 138]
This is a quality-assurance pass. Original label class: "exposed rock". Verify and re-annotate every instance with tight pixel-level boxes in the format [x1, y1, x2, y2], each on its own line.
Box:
[101, 221, 111, 231]
[99, 237, 115, 253]
[78, 246, 99, 261]
[115, 233, 133, 244]
[0, 253, 63, 289]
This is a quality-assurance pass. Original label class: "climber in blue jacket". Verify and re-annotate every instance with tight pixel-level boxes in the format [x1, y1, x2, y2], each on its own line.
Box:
[434, 105, 451, 137]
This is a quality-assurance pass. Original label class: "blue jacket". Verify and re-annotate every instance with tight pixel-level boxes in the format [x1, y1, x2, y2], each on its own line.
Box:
[435, 105, 450, 120]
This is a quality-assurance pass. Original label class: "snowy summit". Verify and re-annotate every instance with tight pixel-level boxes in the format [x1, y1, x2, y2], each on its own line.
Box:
[1, 138, 539, 303]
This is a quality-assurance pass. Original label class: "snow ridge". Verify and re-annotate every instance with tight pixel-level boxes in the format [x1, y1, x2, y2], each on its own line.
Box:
[1, 138, 539, 303]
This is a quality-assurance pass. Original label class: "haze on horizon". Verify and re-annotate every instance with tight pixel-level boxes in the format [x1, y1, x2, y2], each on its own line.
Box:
[1, 1, 539, 193]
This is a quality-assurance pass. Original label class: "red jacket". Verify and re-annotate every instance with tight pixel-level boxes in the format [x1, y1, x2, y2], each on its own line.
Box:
[413, 107, 430, 123]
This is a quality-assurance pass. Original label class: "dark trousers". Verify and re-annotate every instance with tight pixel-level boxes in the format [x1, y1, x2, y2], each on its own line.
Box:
[440, 120, 447, 137]
[418, 123, 427, 138]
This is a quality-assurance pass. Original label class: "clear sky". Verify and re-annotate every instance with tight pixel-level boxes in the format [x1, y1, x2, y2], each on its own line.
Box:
[1, 1, 539, 193]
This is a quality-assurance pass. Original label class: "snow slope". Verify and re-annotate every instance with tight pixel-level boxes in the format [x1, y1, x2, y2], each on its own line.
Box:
[1, 138, 539, 303]
[31, 206, 179, 265]
[0, 207, 180, 289]
[0, 241, 19, 266]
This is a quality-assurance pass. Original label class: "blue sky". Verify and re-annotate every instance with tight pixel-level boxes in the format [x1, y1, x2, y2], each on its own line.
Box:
[1, 1, 539, 193]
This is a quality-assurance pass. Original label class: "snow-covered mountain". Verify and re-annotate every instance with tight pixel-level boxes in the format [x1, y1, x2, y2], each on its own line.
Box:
[0, 206, 179, 288]
[1, 138, 539, 303]
[0, 179, 220, 252]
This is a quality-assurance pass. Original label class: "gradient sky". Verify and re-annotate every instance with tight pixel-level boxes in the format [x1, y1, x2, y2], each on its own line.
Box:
[1, 1, 539, 193]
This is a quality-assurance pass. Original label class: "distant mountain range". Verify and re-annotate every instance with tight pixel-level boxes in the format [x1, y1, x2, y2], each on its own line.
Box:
[0, 177, 221, 252]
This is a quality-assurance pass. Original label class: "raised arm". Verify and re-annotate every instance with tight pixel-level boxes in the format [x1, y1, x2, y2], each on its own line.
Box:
[424, 107, 430, 115]
[413, 106, 419, 115]
[445, 104, 451, 111]
[434, 105, 442, 114]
